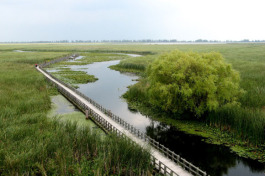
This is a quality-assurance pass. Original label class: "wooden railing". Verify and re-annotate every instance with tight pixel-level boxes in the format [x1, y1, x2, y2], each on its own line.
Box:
[39, 54, 80, 68]
[38, 54, 208, 176]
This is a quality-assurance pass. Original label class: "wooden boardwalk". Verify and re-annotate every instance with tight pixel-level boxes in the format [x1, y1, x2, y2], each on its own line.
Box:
[37, 62, 206, 176]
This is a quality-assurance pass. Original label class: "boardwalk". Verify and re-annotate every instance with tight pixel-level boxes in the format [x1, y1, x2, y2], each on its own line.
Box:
[37, 64, 205, 176]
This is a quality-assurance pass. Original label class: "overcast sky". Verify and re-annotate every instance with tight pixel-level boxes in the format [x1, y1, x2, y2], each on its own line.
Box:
[1, 0, 265, 41]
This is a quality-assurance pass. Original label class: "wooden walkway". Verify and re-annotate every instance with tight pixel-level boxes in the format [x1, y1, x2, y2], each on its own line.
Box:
[37, 60, 207, 176]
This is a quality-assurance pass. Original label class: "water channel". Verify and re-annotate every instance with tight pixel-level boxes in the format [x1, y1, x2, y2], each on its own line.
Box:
[49, 56, 265, 176]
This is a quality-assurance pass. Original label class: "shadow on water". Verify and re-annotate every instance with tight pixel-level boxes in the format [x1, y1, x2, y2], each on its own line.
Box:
[146, 122, 265, 176]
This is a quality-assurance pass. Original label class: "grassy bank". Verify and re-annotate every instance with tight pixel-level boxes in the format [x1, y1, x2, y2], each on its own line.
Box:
[109, 55, 155, 74]
[0, 51, 152, 175]
[49, 52, 131, 67]
[114, 44, 265, 162]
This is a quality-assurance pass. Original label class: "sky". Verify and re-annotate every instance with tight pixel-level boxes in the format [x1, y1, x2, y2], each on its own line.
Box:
[1, 0, 265, 42]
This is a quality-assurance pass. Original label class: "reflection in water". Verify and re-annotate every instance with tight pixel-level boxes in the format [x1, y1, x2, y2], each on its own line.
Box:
[52, 58, 265, 176]
[70, 60, 159, 131]
[146, 123, 265, 176]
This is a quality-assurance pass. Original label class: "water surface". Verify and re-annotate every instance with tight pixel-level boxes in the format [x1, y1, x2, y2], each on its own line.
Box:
[70, 60, 158, 131]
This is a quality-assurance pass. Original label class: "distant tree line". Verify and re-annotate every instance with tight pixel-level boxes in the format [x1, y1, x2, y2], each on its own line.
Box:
[1, 39, 265, 43]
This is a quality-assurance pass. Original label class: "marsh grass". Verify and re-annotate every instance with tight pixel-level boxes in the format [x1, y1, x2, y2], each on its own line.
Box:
[50, 52, 131, 67]
[109, 55, 154, 74]
[0, 51, 152, 175]
[47, 52, 133, 87]
[109, 63, 146, 74]
[207, 105, 265, 145]
[52, 69, 98, 85]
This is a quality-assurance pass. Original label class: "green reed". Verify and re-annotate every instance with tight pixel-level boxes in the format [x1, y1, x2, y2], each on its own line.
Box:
[0, 51, 152, 175]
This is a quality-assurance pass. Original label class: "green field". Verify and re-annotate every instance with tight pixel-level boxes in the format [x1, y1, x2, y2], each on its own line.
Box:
[0, 50, 152, 175]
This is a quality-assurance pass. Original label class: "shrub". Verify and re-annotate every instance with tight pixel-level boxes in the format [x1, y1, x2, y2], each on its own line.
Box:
[145, 50, 244, 117]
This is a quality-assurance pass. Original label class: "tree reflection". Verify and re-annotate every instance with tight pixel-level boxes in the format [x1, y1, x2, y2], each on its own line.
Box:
[146, 122, 265, 176]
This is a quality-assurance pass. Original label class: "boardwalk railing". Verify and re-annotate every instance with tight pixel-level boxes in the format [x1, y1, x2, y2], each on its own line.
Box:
[43, 75, 180, 176]
[39, 54, 80, 68]
[38, 54, 208, 176]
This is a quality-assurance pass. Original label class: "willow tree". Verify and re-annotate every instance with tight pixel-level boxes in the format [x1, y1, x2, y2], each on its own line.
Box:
[145, 50, 244, 117]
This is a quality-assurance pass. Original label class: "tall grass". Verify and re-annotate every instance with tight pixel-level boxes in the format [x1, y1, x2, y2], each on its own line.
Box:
[207, 105, 265, 145]
[0, 51, 152, 175]
[109, 55, 154, 73]
[0, 117, 152, 175]
[110, 63, 146, 74]
[118, 62, 146, 71]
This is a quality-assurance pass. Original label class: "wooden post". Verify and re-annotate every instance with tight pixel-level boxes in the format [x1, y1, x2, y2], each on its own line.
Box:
[90, 109, 93, 118]
[108, 110, 112, 117]
[85, 109, 89, 120]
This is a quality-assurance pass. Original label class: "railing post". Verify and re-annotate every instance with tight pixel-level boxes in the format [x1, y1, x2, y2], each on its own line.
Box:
[108, 110, 112, 117]
[85, 109, 89, 119]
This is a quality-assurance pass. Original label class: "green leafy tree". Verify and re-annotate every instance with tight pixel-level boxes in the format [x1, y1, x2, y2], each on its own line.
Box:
[146, 50, 244, 117]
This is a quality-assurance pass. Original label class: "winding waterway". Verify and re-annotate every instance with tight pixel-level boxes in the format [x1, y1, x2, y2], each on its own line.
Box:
[49, 56, 265, 176]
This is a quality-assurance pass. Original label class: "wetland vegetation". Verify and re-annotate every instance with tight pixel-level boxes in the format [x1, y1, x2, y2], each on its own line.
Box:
[0, 43, 264, 175]
[45, 53, 131, 87]
[109, 55, 154, 74]
[50, 68, 98, 88]
[50, 52, 131, 66]
[0, 50, 152, 175]
[110, 44, 265, 162]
